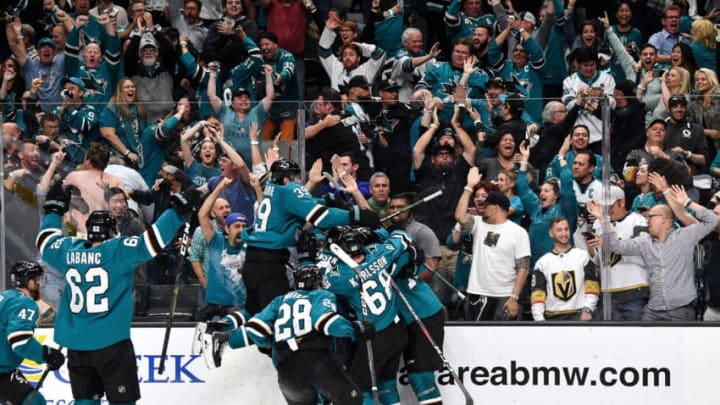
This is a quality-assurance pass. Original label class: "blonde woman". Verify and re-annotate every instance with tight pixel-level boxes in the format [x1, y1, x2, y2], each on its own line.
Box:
[655, 67, 690, 120]
[688, 68, 720, 150]
[689, 19, 716, 69]
[99, 77, 149, 165]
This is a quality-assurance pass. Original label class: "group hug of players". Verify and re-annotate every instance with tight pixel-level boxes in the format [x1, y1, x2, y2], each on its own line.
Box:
[0, 157, 449, 405]
[194, 159, 448, 405]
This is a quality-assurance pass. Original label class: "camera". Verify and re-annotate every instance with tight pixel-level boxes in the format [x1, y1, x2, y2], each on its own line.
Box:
[652, 69, 666, 78]
[60, 89, 73, 99]
[582, 231, 595, 241]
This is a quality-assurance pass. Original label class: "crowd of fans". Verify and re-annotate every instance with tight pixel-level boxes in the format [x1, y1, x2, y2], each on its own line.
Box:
[4, 0, 720, 323]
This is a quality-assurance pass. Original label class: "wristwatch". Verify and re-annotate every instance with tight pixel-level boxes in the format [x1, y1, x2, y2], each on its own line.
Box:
[581, 307, 594, 314]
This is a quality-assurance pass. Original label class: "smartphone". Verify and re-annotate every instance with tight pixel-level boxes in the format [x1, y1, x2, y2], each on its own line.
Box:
[652, 69, 666, 78]
[582, 231, 595, 240]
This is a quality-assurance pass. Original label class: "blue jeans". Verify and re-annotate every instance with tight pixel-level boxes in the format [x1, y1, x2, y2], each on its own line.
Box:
[613, 298, 647, 321]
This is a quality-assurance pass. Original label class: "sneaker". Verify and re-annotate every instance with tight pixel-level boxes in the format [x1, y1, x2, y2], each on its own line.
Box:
[202, 332, 229, 369]
[191, 322, 207, 355]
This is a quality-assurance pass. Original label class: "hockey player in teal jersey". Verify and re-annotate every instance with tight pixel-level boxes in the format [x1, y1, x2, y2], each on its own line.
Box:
[394, 252, 446, 405]
[241, 159, 380, 316]
[324, 227, 413, 405]
[204, 264, 366, 404]
[35, 182, 202, 405]
[0, 261, 65, 405]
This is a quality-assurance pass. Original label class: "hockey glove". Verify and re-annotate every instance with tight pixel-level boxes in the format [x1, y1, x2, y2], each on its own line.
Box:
[297, 230, 319, 263]
[348, 206, 381, 229]
[43, 181, 71, 216]
[169, 189, 204, 217]
[352, 320, 376, 340]
[42, 346, 65, 370]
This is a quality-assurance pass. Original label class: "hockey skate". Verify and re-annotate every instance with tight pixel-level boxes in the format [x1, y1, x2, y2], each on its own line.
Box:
[202, 332, 229, 369]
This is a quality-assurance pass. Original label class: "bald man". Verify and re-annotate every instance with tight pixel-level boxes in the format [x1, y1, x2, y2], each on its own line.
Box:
[589, 198, 717, 321]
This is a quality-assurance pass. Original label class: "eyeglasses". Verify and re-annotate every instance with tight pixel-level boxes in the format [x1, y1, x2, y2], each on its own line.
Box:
[554, 110, 567, 114]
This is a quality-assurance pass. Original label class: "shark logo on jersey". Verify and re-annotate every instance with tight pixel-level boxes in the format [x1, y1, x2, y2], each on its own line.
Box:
[81, 70, 108, 97]
[440, 82, 457, 102]
[510, 72, 531, 96]
[551, 270, 577, 301]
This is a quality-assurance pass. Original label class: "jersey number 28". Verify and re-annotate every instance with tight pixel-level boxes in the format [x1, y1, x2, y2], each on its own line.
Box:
[275, 299, 312, 341]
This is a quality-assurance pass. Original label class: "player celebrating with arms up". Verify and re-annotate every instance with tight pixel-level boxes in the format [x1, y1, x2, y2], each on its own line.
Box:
[36, 182, 202, 405]
[241, 159, 381, 316]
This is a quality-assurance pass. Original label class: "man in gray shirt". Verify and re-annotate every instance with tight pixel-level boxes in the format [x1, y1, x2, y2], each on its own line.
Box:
[588, 190, 718, 321]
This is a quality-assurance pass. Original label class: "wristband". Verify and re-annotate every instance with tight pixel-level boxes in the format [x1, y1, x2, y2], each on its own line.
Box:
[124, 150, 131, 157]
[582, 307, 593, 314]
[463, 186, 473, 193]
[663, 188, 672, 195]
[251, 141, 259, 145]
[387, 9, 394, 17]
[16, 35, 24, 40]
[684, 198, 692, 208]
[180, 41, 188, 47]
[453, 223, 462, 233]
[509, 294, 519, 301]
[637, 85, 646, 91]
[685, 150, 692, 159]
[473, 120, 482, 127]
[430, 123, 439, 129]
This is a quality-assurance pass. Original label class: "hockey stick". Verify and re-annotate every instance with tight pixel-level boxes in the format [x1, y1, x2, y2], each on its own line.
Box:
[27, 346, 63, 403]
[159, 221, 192, 375]
[329, 243, 381, 405]
[379, 189, 443, 222]
[423, 263, 466, 301]
[388, 278, 474, 405]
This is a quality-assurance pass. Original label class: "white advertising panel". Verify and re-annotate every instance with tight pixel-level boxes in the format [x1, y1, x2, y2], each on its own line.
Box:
[29, 325, 720, 404]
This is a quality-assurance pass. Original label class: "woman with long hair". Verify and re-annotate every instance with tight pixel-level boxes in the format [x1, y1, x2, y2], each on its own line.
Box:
[517, 141, 577, 266]
[688, 68, 720, 159]
[496, 169, 524, 224]
[655, 66, 690, 120]
[572, 20, 601, 52]
[689, 18, 716, 69]
[611, 2, 642, 58]
[99, 77, 149, 166]
[670, 42, 698, 78]
[0, 58, 27, 129]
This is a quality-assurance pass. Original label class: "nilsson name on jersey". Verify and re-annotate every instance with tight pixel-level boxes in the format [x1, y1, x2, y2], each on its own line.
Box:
[66, 252, 102, 265]
[348, 256, 388, 288]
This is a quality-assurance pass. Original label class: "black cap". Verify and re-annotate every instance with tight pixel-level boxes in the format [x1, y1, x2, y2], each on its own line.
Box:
[647, 118, 667, 129]
[484, 191, 510, 211]
[379, 78, 401, 91]
[668, 94, 688, 106]
[347, 75, 370, 89]
[233, 87, 251, 98]
[438, 127, 455, 139]
[432, 144, 455, 156]
[258, 31, 278, 44]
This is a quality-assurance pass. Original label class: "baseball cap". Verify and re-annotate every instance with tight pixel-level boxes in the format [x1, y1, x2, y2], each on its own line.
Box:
[647, 118, 667, 129]
[37, 38, 56, 49]
[668, 94, 688, 107]
[62, 76, 86, 91]
[233, 87, 251, 98]
[520, 11, 536, 26]
[348, 75, 370, 90]
[139, 34, 158, 49]
[379, 78, 401, 91]
[438, 127, 455, 139]
[592, 184, 625, 205]
[484, 191, 510, 211]
[225, 212, 248, 227]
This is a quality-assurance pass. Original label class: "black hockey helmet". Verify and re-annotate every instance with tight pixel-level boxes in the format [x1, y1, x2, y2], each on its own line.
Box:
[325, 225, 352, 246]
[270, 159, 301, 183]
[336, 228, 366, 257]
[86, 210, 118, 242]
[10, 260, 45, 288]
[295, 264, 323, 290]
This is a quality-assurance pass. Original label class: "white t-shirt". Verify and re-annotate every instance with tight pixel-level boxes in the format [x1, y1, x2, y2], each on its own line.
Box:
[467, 217, 531, 296]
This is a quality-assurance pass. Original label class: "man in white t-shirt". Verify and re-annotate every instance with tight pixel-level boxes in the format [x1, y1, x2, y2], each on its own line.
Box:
[455, 168, 531, 321]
